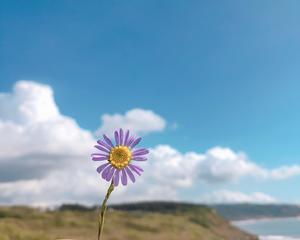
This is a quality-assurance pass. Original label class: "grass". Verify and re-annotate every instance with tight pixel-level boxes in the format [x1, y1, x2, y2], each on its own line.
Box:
[0, 205, 258, 240]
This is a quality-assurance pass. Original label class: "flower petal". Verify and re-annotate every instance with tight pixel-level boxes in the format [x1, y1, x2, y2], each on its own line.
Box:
[113, 169, 120, 186]
[97, 140, 112, 150]
[128, 164, 142, 176]
[96, 163, 110, 173]
[130, 137, 142, 149]
[91, 153, 109, 157]
[133, 148, 149, 156]
[121, 169, 127, 185]
[133, 152, 148, 157]
[102, 165, 112, 180]
[119, 128, 123, 145]
[127, 136, 135, 146]
[133, 148, 148, 153]
[132, 156, 147, 161]
[129, 163, 144, 173]
[125, 167, 135, 183]
[103, 134, 114, 148]
[106, 167, 115, 181]
[114, 131, 120, 146]
[124, 130, 130, 146]
[95, 145, 110, 154]
[92, 156, 108, 161]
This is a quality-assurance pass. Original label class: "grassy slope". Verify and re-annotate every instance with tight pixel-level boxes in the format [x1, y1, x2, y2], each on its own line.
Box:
[0, 205, 257, 240]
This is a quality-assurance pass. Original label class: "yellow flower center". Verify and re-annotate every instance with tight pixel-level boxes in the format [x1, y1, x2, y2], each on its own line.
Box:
[109, 146, 132, 169]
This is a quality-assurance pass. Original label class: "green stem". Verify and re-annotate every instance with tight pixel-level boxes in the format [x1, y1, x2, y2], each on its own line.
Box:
[98, 180, 114, 240]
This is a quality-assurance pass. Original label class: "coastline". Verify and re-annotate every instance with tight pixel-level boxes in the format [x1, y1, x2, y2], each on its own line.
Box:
[232, 216, 300, 225]
[260, 236, 300, 240]
[231, 217, 300, 240]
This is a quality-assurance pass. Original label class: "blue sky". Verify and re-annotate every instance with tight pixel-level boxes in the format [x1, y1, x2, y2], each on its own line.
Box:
[1, 1, 300, 205]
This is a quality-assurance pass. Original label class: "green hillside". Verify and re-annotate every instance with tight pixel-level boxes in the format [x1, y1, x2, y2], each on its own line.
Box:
[0, 203, 257, 240]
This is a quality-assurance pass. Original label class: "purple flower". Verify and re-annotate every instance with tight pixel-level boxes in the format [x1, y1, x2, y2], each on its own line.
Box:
[92, 129, 149, 186]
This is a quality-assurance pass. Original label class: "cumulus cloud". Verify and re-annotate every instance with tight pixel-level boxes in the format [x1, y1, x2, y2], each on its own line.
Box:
[0, 81, 94, 181]
[194, 147, 300, 182]
[197, 147, 263, 183]
[199, 190, 277, 204]
[0, 167, 109, 206]
[0, 80, 300, 206]
[149, 145, 203, 187]
[0, 80, 170, 206]
[0, 80, 59, 124]
[148, 145, 300, 187]
[97, 108, 166, 136]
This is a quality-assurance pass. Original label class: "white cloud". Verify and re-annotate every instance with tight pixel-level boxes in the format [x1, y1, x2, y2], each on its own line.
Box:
[197, 147, 263, 183]
[147, 145, 258, 188]
[199, 190, 277, 204]
[0, 80, 110, 205]
[0, 81, 170, 206]
[0, 80, 300, 206]
[0, 166, 110, 206]
[0, 81, 94, 181]
[97, 108, 166, 136]
[193, 146, 300, 183]
[148, 145, 300, 187]
[268, 165, 300, 180]
[0, 80, 59, 124]
[149, 145, 202, 187]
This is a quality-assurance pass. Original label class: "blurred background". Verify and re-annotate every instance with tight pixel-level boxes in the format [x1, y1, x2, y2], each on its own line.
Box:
[1, 1, 300, 239]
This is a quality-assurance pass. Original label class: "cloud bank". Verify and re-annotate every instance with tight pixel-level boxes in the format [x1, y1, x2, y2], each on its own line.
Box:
[0, 80, 299, 206]
[0, 81, 170, 205]
[199, 190, 277, 204]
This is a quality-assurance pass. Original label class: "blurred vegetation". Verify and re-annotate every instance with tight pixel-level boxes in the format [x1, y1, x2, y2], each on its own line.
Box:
[0, 202, 258, 240]
[213, 204, 300, 221]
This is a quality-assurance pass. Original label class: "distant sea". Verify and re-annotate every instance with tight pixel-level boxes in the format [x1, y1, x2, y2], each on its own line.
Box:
[233, 217, 300, 240]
